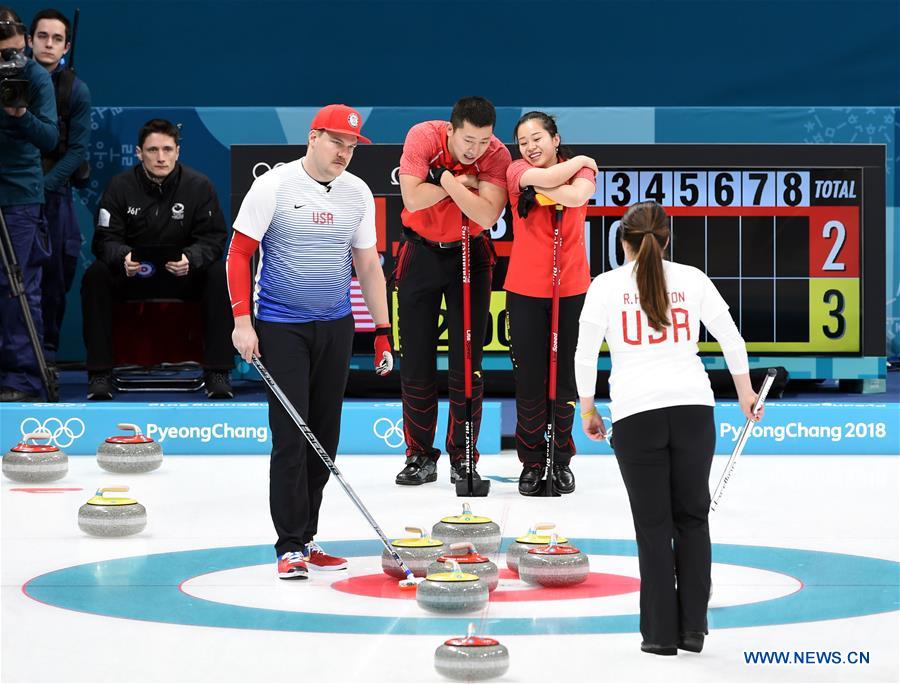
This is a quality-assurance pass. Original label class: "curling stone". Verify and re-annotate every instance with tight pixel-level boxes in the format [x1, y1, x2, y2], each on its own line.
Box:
[432, 503, 501, 555]
[381, 526, 445, 578]
[427, 542, 499, 591]
[2, 432, 67, 483]
[77, 486, 147, 537]
[518, 533, 589, 587]
[97, 423, 163, 473]
[434, 623, 509, 682]
[416, 560, 490, 614]
[505, 522, 568, 574]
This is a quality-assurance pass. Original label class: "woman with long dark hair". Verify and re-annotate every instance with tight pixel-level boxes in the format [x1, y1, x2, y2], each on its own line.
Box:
[504, 111, 597, 495]
[575, 201, 763, 655]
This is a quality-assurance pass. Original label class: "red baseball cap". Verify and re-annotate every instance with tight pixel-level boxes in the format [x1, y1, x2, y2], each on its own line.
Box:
[310, 104, 372, 144]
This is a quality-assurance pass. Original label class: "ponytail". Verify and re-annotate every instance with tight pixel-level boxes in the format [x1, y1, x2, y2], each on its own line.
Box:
[621, 201, 671, 332]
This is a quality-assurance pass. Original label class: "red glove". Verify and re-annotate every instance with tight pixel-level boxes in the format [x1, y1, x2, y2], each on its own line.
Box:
[374, 324, 393, 376]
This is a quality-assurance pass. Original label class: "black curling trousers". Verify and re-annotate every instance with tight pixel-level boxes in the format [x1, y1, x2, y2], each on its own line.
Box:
[256, 315, 354, 556]
[395, 234, 493, 462]
[611, 405, 716, 646]
[506, 291, 584, 466]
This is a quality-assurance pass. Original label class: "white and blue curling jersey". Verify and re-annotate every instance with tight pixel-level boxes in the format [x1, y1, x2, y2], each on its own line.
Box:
[232, 158, 376, 323]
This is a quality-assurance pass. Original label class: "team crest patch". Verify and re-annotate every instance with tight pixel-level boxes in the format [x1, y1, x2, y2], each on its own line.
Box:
[171, 203, 185, 220]
[348, 113, 359, 129]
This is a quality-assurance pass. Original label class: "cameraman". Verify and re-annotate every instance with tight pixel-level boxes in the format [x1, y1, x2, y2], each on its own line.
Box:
[29, 8, 91, 373]
[0, 6, 58, 402]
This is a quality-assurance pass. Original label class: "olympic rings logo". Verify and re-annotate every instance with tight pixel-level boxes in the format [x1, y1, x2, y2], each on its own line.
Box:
[20, 417, 86, 448]
[372, 417, 404, 449]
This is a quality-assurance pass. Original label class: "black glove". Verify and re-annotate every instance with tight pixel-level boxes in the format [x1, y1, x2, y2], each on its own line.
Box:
[517, 185, 537, 219]
[426, 166, 452, 186]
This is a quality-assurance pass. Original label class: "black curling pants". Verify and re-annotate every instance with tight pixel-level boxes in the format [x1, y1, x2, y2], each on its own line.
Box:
[506, 291, 584, 466]
[395, 234, 494, 462]
[256, 315, 354, 556]
[611, 405, 716, 646]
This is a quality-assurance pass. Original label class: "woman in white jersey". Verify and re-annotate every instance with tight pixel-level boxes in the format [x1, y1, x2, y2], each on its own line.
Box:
[574, 201, 763, 656]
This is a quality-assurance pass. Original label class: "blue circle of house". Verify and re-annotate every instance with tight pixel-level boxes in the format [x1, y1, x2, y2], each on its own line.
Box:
[23, 539, 899, 635]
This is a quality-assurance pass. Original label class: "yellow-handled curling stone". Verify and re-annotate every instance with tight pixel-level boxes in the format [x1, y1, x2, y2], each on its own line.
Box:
[3, 432, 67, 483]
[518, 532, 589, 587]
[431, 502, 501, 554]
[505, 522, 567, 573]
[96, 423, 163, 473]
[78, 486, 147, 537]
[381, 526, 445, 578]
[434, 623, 509, 681]
[416, 560, 490, 614]
[427, 542, 499, 591]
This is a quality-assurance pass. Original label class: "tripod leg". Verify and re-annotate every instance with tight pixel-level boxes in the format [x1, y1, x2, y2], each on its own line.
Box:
[0, 207, 57, 401]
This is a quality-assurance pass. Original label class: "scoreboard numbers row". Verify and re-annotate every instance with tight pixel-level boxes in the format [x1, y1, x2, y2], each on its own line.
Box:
[597, 171, 812, 207]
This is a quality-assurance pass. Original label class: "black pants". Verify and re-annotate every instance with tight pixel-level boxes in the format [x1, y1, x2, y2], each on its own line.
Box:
[507, 291, 584, 466]
[612, 405, 715, 645]
[80, 259, 234, 371]
[257, 315, 354, 556]
[395, 234, 494, 462]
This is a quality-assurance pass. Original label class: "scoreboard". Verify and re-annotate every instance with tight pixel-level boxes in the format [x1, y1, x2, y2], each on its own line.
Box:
[231, 144, 885, 374]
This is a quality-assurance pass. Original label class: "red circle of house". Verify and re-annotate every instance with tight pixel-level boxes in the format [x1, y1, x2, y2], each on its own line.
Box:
[331, 569, 640, 602]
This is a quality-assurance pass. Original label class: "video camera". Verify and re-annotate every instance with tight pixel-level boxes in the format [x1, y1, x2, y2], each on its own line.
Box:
[0, 47, 28, 108]
[0, 15, 28, 109]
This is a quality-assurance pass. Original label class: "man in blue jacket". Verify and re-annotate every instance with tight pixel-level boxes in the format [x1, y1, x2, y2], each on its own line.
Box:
[29, 8, 90, 373]
[0, 6, 58, 402]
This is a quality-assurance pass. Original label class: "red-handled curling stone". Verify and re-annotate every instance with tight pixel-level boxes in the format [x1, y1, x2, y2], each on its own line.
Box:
[2, 432, 67, 483]
[427, 542, 499, 591]
[434, 622, 509, 681]
[381, 526, 446, 578]
[518, 533, 589, 587]
[505, 522, 568, 574]
[96, 423, 163, 473]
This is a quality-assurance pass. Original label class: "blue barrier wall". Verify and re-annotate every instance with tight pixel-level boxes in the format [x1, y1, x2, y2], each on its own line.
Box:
[0, 401, 502, 456]
[2, 401, 896, 456]
[13, 1, 900, 106]
[57, 106, 899, 363]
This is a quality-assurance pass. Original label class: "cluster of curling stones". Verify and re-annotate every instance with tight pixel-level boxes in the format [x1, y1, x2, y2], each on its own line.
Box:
[434, 623, 509, 682]
[3, 423, 161, 538]
[507, 522, 589, 587]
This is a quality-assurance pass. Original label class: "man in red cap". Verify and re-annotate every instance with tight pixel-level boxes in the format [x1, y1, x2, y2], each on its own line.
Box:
[227, 104, 392, 580]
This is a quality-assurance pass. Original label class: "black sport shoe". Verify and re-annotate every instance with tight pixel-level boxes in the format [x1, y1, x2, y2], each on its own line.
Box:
[449, 458, 481, 484]
[87, 372, 113, 400]
[395, 455, 438, 485]
[552, 464, 576, 494]
[678, 631, 705, 653]
[518, 463, 545, 496]
[204, 371, 233, 399]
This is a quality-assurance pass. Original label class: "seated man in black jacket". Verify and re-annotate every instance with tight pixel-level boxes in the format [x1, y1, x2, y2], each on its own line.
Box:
[81, 118, 234, 400]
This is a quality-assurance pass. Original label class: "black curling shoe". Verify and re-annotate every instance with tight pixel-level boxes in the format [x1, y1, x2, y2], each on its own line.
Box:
[552, 464, 576, 493]
[678, 631, 705, 653]
[449, 459, 482, 484]
[395, 455, 437, 485]
[518, 464, 545, 496]
[641, 642, 677, 656]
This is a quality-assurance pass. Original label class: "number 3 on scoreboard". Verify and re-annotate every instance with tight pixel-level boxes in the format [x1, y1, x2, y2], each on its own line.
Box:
[808, 279, 859, 351]
[822, 289, 845, 339]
